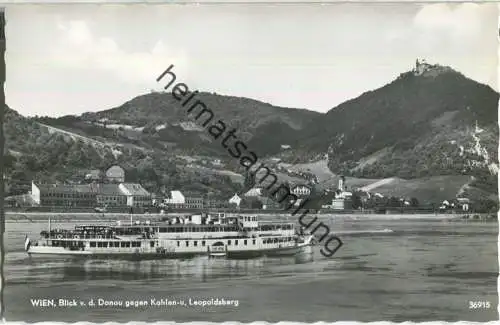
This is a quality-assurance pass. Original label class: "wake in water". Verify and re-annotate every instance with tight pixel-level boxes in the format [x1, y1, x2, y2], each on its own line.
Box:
[333, 228, 394, 235]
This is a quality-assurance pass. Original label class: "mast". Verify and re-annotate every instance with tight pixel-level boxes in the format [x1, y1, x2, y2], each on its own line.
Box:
[48, 215, 51, 237]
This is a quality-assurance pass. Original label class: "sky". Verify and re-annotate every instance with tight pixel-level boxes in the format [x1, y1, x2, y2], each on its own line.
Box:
[5, 2, 499, 117]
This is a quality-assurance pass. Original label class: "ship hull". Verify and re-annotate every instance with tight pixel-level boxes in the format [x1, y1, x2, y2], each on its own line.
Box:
[26, 242, 313, 260]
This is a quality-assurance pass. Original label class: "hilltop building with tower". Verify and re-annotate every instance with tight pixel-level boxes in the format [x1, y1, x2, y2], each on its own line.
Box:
[413, 59, 451, 77]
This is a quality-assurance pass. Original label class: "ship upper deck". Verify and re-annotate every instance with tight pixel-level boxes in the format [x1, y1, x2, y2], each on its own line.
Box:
[39, 213, 296, 239]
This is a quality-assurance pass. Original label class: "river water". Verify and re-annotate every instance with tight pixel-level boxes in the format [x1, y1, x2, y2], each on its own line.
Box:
[3, 216, 498, 322]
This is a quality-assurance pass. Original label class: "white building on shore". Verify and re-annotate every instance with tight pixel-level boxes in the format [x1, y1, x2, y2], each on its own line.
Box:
[229, 193, 242, 207]
[163, 190, 186, 205]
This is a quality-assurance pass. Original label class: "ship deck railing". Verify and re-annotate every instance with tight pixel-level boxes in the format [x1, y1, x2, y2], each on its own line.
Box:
[41, 234, 154, 240]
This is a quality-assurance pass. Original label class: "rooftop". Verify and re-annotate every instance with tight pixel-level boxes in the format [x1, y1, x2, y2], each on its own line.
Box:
[120, 183, 150, 196]
[36, 183, 96, 194]
[92, 183, 124, 196]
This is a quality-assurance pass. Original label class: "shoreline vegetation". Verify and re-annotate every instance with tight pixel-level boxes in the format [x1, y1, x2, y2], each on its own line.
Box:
[5, 211, 496, 223]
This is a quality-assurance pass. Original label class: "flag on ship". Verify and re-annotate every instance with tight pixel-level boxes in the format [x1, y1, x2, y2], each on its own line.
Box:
[24, 235, 31, 252]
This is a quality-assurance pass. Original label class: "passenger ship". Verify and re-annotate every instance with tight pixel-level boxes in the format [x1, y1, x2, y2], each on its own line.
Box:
[24, 213, 315, 259]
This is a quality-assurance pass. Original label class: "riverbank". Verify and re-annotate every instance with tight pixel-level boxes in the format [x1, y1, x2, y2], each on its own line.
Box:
[3, 207, 447, 214]
[5, 211, 490, 223]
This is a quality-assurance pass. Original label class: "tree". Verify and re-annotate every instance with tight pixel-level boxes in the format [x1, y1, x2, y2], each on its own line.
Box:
[473, 199, 499, 213]
[240, 197, 262, 209]
[242, 171, 256, 193]
[410, 197, 420, 207]
[351, 192, 363, 209]
[4, 154, 16, 171]
[388, 196, 401, 208]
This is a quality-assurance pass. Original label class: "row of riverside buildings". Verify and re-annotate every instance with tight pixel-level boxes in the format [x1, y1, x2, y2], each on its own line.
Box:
[10, 163, 355, 211]
[158, 191, 234, 210]
[27, 165, 151, 208]
[31, 182, 151, 208]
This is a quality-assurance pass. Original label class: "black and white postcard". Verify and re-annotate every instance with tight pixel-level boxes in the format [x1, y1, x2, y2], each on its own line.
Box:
[1, 1, 498, 323]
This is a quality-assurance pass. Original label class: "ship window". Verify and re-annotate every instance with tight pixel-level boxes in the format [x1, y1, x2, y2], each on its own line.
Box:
[102, 242, 108, 248]
[235, 240, 239, 245]
[202, 241, 206, 246]
[194, 241, 198, 247]
[97, 242, 103, 248]
[121, 242, 126, 247]
[185, 241, 189, 247]
[150, 241, 155, 248]
[114, 242, 119, 247]
[252, 239, 256, 245]
[228, 240, 231, 246]
[244, 240, 247, 245]
[177, 241, 180, 247]
[125, 242, 131, 248]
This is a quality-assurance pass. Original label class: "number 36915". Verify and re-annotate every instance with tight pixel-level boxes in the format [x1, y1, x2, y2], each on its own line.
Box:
[469, 301, 491, 309]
